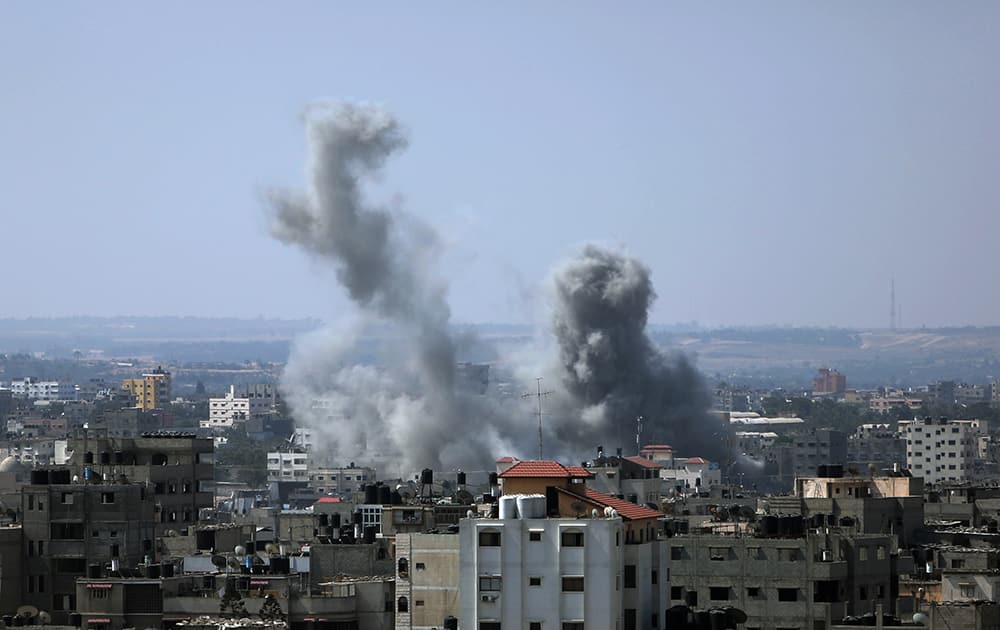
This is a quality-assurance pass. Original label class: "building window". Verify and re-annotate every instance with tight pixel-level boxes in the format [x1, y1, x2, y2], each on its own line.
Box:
[479, 530, 501, 546]
[624, 565, 636, 588]
[562, 624, 584, 630]
[397, 596, 408, 612]
[671, 586, 683, 600]
[530, 623, 542, 630]
[561, 576, 585, 592]
[561, 531, 584, 547]
[777, 588, 798, 602]
[671, 546, 683, 560]
[415, 562, 426, 570]
[709, 547, 730, 561]
[61, 492, 74, 505]
[480, 623, 502, 630]
[101, 492, 115, 504]
[529, 531, 542, 542]
[747, 586, 761, 598]
[960, 583, 977, 599]
[479, 576, 502, 592]
[710, 586, 730, 600]
[651, 568, 658, 584]
[398, 558, 409, 577]
[529, 576, 542, 587]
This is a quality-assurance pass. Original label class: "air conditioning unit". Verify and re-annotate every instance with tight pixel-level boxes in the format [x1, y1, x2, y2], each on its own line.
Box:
[821, 549, 833, 562]
[481, 594, 497, 602]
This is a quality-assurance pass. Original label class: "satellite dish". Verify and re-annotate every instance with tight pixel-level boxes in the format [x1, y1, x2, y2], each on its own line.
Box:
[165, 529, 178, 537]
[913, 613, 929, 625]
[210, 555, 227, 568]
[227, 557, 241, 569]
[592, 509, 600, 518]
[37, 611, 51, 624]
[234, 545, 246, 556]
[265, 543, 278, 555]
[17, 606, 38, 618]
[454, 489, 474, 505]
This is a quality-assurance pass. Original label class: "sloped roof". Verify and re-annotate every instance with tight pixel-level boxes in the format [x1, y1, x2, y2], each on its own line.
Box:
[495, 456, 518, 464]
[624, 455, 662, 470]
[316, 497, 341, 504]
[498, 460, 594, 479]
[685, 457, 710, 464]
[576, 487, 663, 521]
[641, 444, 673, 451]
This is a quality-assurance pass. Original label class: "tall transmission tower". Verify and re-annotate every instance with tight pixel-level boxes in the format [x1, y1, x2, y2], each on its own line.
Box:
[522, 378, 554, 460]
[890, 278, 896, 331]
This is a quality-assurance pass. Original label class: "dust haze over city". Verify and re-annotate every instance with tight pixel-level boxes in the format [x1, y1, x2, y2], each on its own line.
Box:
[2, 4, 1000, 629]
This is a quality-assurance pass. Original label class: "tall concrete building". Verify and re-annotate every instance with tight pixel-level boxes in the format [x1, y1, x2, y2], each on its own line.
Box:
[901, 417, 976, 485]
[20, 471, 157, 624]
[789, 428, 848, 479]
[66, 430, 214, 537]
[121, 367, 171, 411]
[395, 533, 460, 630]
[461, 460, 669, 630]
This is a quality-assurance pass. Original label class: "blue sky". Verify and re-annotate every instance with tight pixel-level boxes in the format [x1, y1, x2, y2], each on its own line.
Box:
[2, 3, 997, 327]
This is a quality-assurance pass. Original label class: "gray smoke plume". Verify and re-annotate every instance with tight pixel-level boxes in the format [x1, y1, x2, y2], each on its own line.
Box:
[544, 245, 724, 460]
[269, 102, 519, 474]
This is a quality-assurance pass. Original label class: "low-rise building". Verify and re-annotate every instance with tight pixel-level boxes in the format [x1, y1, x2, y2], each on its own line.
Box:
[669, 526, 899, 627]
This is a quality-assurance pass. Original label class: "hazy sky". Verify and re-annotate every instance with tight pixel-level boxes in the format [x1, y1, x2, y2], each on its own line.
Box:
[2, 3, 997, 328]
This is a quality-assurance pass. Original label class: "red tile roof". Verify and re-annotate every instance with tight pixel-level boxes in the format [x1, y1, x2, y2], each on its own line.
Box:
[316, 497, 341, 503]
[685, 457, 710, 464]
[641, 444, 673, 451]
[624, 455, 662, 470]
[495, 456, 518, 464]
[498, 460, 594, 479]
[564, 487, 662, 521]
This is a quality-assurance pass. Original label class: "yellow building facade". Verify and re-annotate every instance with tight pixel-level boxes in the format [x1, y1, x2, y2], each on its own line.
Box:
[122, 367, 171, 410]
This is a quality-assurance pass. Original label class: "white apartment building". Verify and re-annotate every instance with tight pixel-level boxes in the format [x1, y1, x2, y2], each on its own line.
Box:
[266, 451, 309, 482]
[460, 460, 669, 630]
[900, 418, 976, 485]
[9, 378, 75, 401]
[203, 386, 251, 429]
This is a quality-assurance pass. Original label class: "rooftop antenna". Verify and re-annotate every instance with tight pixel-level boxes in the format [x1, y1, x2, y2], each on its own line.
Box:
[635, 416, 644, 456]
[522, 378, 554, 460]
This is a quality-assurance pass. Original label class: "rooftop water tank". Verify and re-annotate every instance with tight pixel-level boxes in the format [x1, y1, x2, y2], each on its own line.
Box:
[499, 495, 519, 519]
[516, 494, 546, 519]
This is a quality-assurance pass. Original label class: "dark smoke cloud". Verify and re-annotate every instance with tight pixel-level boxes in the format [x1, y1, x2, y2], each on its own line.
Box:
[269, 102, 520, 474]
[544, 245, 724, 461]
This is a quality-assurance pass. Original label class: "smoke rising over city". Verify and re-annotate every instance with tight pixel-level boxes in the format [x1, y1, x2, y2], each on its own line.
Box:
[543, 245, 723, 461]
[269, 102, 519, 474]
[270, 102, 720, 472]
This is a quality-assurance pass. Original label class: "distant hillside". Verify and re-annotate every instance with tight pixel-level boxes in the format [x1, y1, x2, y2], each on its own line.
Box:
[654, 327, 1000, 388]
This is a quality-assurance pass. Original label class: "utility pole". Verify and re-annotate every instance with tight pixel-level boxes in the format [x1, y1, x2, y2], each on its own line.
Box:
[522, 378, 554, 460]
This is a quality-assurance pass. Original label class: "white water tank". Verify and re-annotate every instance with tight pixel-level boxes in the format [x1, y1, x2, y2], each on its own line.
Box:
[499, 495, 519, 519]
[517, 494, 546, 519]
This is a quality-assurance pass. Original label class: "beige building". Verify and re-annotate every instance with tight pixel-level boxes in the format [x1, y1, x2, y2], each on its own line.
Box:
[395, 533, 460, 630]
[121, 367, 171, 411]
